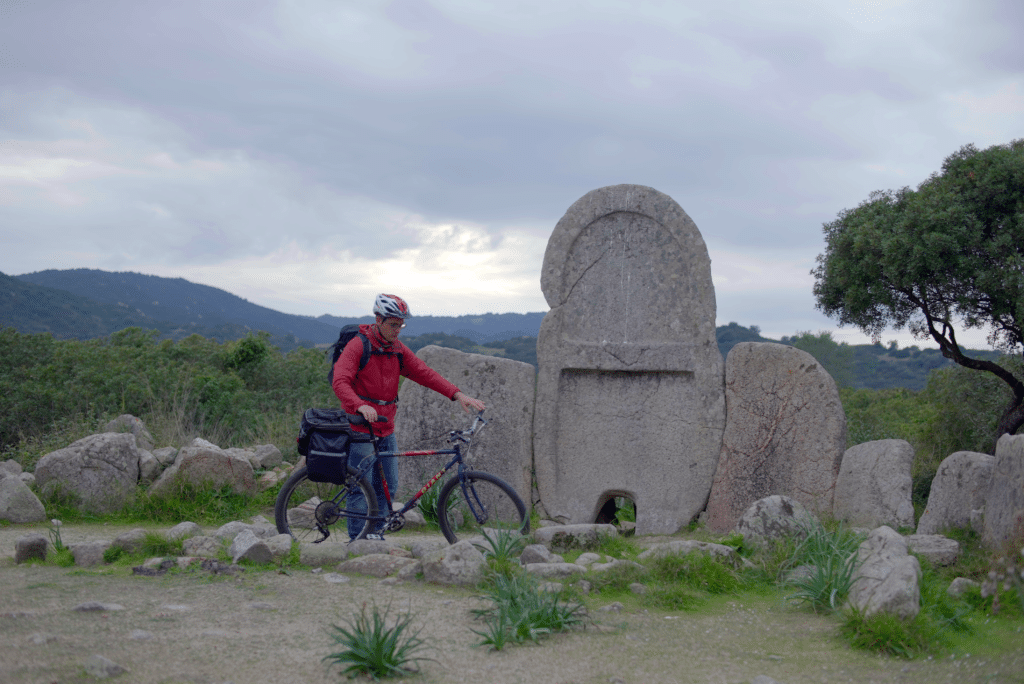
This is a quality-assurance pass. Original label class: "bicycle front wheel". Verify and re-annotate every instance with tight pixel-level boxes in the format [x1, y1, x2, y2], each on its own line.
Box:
[436, 470, 529, 544]
[274, 465, 378, 543]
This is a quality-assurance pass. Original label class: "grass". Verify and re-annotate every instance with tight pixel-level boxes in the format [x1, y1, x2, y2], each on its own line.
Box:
[324, 602, 432, 680]
[839, 609, 944, 658]
[781, 522, 864, 614]
[40, 480, 278, 527]
[472, 572, 587, 650]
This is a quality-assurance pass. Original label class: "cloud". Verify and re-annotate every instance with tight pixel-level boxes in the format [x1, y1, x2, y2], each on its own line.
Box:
[0, 0, 1020, 349]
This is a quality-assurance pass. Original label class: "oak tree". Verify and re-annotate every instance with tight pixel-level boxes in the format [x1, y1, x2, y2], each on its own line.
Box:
[812, 139, 1024, 447]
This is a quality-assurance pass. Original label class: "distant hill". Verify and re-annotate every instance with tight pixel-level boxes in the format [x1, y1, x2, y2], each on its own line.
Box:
[1, 271, 313, 351]
[17, 268, 338, 344]
[15, 269, 547, 344]
[1, 271, 155, 338]
[316, 312, 546, 343]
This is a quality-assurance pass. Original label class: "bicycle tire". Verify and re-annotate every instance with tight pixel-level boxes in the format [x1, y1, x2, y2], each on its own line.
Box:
[436, 470, 529, 544]
[274, 465, 378, 543]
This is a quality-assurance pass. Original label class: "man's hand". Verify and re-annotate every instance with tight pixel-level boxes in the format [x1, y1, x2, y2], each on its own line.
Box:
[454, 391, 486, 413]
[357, 405, 378, 423]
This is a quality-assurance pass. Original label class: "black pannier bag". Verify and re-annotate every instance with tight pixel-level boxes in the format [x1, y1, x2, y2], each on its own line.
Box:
[296, 408, 352, 484]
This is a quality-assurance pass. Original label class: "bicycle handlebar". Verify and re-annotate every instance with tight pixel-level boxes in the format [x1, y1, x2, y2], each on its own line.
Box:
[346, 413, 389, 426]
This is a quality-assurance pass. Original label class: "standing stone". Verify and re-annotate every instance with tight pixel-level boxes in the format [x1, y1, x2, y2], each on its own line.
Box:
[34, 433, 140, 515]
[982, 434, 1024, 549]
[395, 347, 535, 507]
[705, 343, 845, 532]
[533, 185, 725, 535]
[833, 440, 916, 530]
[917, 451, 995, 535]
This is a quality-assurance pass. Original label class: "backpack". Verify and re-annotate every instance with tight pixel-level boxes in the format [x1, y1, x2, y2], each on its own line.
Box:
[326, 324, 405, 387]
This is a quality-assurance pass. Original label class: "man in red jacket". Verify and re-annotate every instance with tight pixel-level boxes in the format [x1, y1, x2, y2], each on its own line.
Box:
[332, 293, 486, 539]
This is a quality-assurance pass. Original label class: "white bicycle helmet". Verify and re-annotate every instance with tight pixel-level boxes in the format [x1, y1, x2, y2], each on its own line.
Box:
[373, 293, 412, 319]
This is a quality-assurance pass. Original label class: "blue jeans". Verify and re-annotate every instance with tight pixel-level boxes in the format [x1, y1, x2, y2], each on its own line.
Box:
[346, 433, 397, 540]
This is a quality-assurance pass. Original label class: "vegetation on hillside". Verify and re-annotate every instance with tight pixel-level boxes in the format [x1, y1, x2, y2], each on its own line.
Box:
[0, 327, 335, 464]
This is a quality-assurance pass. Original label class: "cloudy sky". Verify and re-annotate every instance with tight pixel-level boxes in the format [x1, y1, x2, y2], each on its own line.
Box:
[1, 0, 1021, 346]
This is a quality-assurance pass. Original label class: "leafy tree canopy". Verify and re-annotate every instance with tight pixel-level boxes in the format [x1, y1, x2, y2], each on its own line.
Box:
[813, 139, 1024, 443]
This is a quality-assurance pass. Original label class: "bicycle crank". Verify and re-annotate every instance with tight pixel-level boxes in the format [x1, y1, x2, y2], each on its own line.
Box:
[383, 513, 405, 533]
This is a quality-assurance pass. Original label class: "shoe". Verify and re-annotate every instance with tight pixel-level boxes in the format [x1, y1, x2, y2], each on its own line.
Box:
[365, 534, 385, 541]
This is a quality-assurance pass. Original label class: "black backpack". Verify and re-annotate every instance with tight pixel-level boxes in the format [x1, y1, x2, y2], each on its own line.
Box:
[326, 324, 404, 385]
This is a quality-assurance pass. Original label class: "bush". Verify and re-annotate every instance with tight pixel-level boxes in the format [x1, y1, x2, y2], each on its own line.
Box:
[0, 327, 338, 468]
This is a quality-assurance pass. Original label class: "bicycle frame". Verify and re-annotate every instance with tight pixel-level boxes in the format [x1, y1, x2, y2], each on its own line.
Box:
[325, 412, 486, 537]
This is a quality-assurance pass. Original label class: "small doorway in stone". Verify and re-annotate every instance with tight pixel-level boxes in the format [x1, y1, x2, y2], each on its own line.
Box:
[594, 493, 637, 534]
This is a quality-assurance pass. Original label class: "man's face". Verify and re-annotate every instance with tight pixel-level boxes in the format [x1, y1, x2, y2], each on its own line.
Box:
[377, 316, 405, 343]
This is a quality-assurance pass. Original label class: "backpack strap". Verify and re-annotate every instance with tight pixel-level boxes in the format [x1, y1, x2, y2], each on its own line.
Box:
[355, 332, 401, 405]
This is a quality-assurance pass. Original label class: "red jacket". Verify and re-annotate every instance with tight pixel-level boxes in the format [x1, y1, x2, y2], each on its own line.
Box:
[331, 323, 460, 437]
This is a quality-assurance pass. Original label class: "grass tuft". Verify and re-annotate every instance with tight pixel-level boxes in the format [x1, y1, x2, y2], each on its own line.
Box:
[472, 572, 587, 650]
[839, 608, 945, 658]
[324, 602, 432, 680]
[783, 522, 863, 613]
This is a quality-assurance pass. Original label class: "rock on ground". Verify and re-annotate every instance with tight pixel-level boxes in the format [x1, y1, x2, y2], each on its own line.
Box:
[34, 433, 140, 515]
[848, 526, 921, 620]
[734, 494, 818, 548]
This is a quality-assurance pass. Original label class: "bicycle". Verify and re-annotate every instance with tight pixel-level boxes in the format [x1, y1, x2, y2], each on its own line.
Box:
[274, 411, 529, 545]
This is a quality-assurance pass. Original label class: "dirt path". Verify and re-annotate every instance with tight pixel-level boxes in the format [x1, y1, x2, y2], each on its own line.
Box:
[1, 523, 1021, 684]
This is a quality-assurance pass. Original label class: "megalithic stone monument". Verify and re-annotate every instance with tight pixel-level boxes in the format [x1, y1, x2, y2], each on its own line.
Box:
[533, 184, 726, 535]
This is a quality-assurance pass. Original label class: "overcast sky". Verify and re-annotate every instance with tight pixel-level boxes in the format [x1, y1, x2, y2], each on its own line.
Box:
[1, 0, 1021, 346]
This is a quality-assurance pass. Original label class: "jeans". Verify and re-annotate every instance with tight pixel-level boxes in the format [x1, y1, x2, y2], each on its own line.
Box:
[346, 433, 397, 540]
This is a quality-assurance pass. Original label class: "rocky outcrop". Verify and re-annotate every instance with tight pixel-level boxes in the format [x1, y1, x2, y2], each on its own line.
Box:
[705, 343, 845, 532]
[103, 414, 155, 451]
[833, 440, 915, 530]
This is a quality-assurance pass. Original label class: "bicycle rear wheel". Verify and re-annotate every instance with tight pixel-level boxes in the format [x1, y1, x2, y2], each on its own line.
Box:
[436, 470, 529, 544]
[274, 465, 378, 543]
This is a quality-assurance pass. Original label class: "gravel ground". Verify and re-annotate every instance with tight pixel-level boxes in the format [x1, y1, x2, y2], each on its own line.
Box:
[1, 523, 1022, 684]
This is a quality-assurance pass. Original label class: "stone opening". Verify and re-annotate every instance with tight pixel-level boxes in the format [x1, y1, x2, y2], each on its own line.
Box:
[594, 492, 636, 532]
